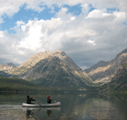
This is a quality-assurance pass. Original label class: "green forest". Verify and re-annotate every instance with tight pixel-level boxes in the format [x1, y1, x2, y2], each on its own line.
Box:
[0, 76, 54, 93]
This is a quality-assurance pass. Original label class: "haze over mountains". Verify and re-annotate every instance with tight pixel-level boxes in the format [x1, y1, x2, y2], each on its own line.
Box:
[0, 49, 127, 92]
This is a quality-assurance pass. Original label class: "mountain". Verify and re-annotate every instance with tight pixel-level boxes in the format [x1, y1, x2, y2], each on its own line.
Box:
[0, 63, 16, 77]
[0, 63, 16, 71]
[99, 61, 127, 92]
[6, 50, 93, 90]
[85, 48, 127, 84]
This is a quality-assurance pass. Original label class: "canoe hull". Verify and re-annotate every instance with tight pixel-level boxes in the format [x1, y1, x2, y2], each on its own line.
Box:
[22, 102, 61, 107]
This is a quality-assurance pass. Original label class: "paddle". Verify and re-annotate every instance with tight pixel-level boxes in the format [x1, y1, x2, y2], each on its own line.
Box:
[34, 98, 41, 106]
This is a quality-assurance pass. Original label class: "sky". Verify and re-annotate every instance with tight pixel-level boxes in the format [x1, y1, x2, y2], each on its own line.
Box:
[0, 0, 127, 69]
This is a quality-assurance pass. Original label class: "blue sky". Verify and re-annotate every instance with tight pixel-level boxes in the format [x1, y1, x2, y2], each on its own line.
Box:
[0, 4, 82, 32]
[0, 0, 127, 69]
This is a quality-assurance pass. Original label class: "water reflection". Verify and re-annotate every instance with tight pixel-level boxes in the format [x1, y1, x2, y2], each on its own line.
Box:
[0, 93, 127, 120]
[26, 109, 33, 118]
[24, 107, 61, 119]
[47, 109, 52, 117]
[26, 108, 42, 119]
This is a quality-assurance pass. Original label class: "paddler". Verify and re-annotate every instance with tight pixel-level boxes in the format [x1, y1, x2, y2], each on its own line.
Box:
[47, 96, 56, 104]
[26, 95, 36, 104]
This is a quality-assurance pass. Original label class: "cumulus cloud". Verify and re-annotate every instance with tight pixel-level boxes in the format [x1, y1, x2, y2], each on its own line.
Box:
[87, 39, 96, 45]
[0, 0, 127, 69]
[0, 0, 24, 17]
[17, 8, 127, 67]
[0, 0, 126, 18]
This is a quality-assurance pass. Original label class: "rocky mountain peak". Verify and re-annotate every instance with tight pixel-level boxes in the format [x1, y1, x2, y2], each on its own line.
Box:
[85, 47, 127, 84]
[52, 50, 62, 53]
[52, 50, 81, 71]
[0, 62, 16, 71]
[52, 50, 66, 56]
[85, 60, 107, 73]
[8, 50, 82, 75]
[4, 50, 93, 89]
[116, 48, 127, 58]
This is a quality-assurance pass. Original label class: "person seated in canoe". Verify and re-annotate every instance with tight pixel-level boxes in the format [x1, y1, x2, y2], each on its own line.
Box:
[26, 95, 36, 104]
[47, 96, 56, 104]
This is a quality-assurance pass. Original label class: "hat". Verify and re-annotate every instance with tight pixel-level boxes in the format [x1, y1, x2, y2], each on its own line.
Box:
[48, 96, 50, 98]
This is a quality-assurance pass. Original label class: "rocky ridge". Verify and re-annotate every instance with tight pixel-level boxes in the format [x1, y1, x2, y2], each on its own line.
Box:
[85, 48, 127, 84]
[99, 61, 127, 92]
[0, 63, 16, 71]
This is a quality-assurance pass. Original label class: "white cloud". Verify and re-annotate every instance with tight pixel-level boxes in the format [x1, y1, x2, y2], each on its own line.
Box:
[0, 0, 25, 17]
[19, 23, 42, 50]
[0, 0, 126, 18]
[17, 17, 64, 53]
[0, 0, 127, 68]
[81, 3, 91, 16]
[87, 9, 106, 18]
[70, 16, 76, 21]
[113, 11, 127, 23]
[16, 21, 25, 27]
[56, 7, 72, 21]
[25, 0, 45, 12]
[87, 39, 96, 45]
[0, 31, 4, 38]
[80, 65, 88, 70]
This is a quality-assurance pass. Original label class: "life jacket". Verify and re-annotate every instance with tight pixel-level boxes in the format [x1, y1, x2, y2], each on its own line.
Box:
[47, 98, 51, 103]
[26, 96, 35, 104]
[26, 97, 31, 104]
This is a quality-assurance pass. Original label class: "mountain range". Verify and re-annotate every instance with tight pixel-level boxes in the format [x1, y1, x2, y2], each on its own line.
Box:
[98, 60, 127, 92]
[85, 48, 127, 84]
[84, 48, 127, 92]
[0, 50, 93, 90]
[0, 49, 127, 92]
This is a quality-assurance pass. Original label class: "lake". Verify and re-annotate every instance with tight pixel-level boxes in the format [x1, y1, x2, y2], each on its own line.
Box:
[0, 92, 127, 120]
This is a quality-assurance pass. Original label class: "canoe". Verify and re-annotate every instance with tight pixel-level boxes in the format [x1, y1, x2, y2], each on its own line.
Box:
[22, 102, 61, 107]
[22, 107, 61, 111]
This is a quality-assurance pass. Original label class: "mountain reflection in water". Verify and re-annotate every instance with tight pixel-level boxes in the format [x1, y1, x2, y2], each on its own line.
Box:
[0, 93, 127, 120]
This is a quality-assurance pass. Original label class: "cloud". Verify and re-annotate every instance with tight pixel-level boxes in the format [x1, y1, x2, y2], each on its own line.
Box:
[18, 19, 42, 50]
[0, 0, 127, 18]
[16, 21, 25, 27]
[16, 8, 127, 67]
[25, 0, 45, 12]
[0, 0, 127, 69]
[87, 39, 96, 45]
[0, 0, 25, 17]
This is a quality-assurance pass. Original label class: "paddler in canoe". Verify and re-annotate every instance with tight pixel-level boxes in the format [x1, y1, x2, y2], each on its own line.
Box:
[26, 95, 36, 104]
[26, 95, 41, 106]
[47, 96, 56, 104]
[22, 95, 60, 107]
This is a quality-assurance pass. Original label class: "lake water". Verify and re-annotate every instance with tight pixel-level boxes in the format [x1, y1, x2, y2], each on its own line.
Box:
[0, 92, 127, 120]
